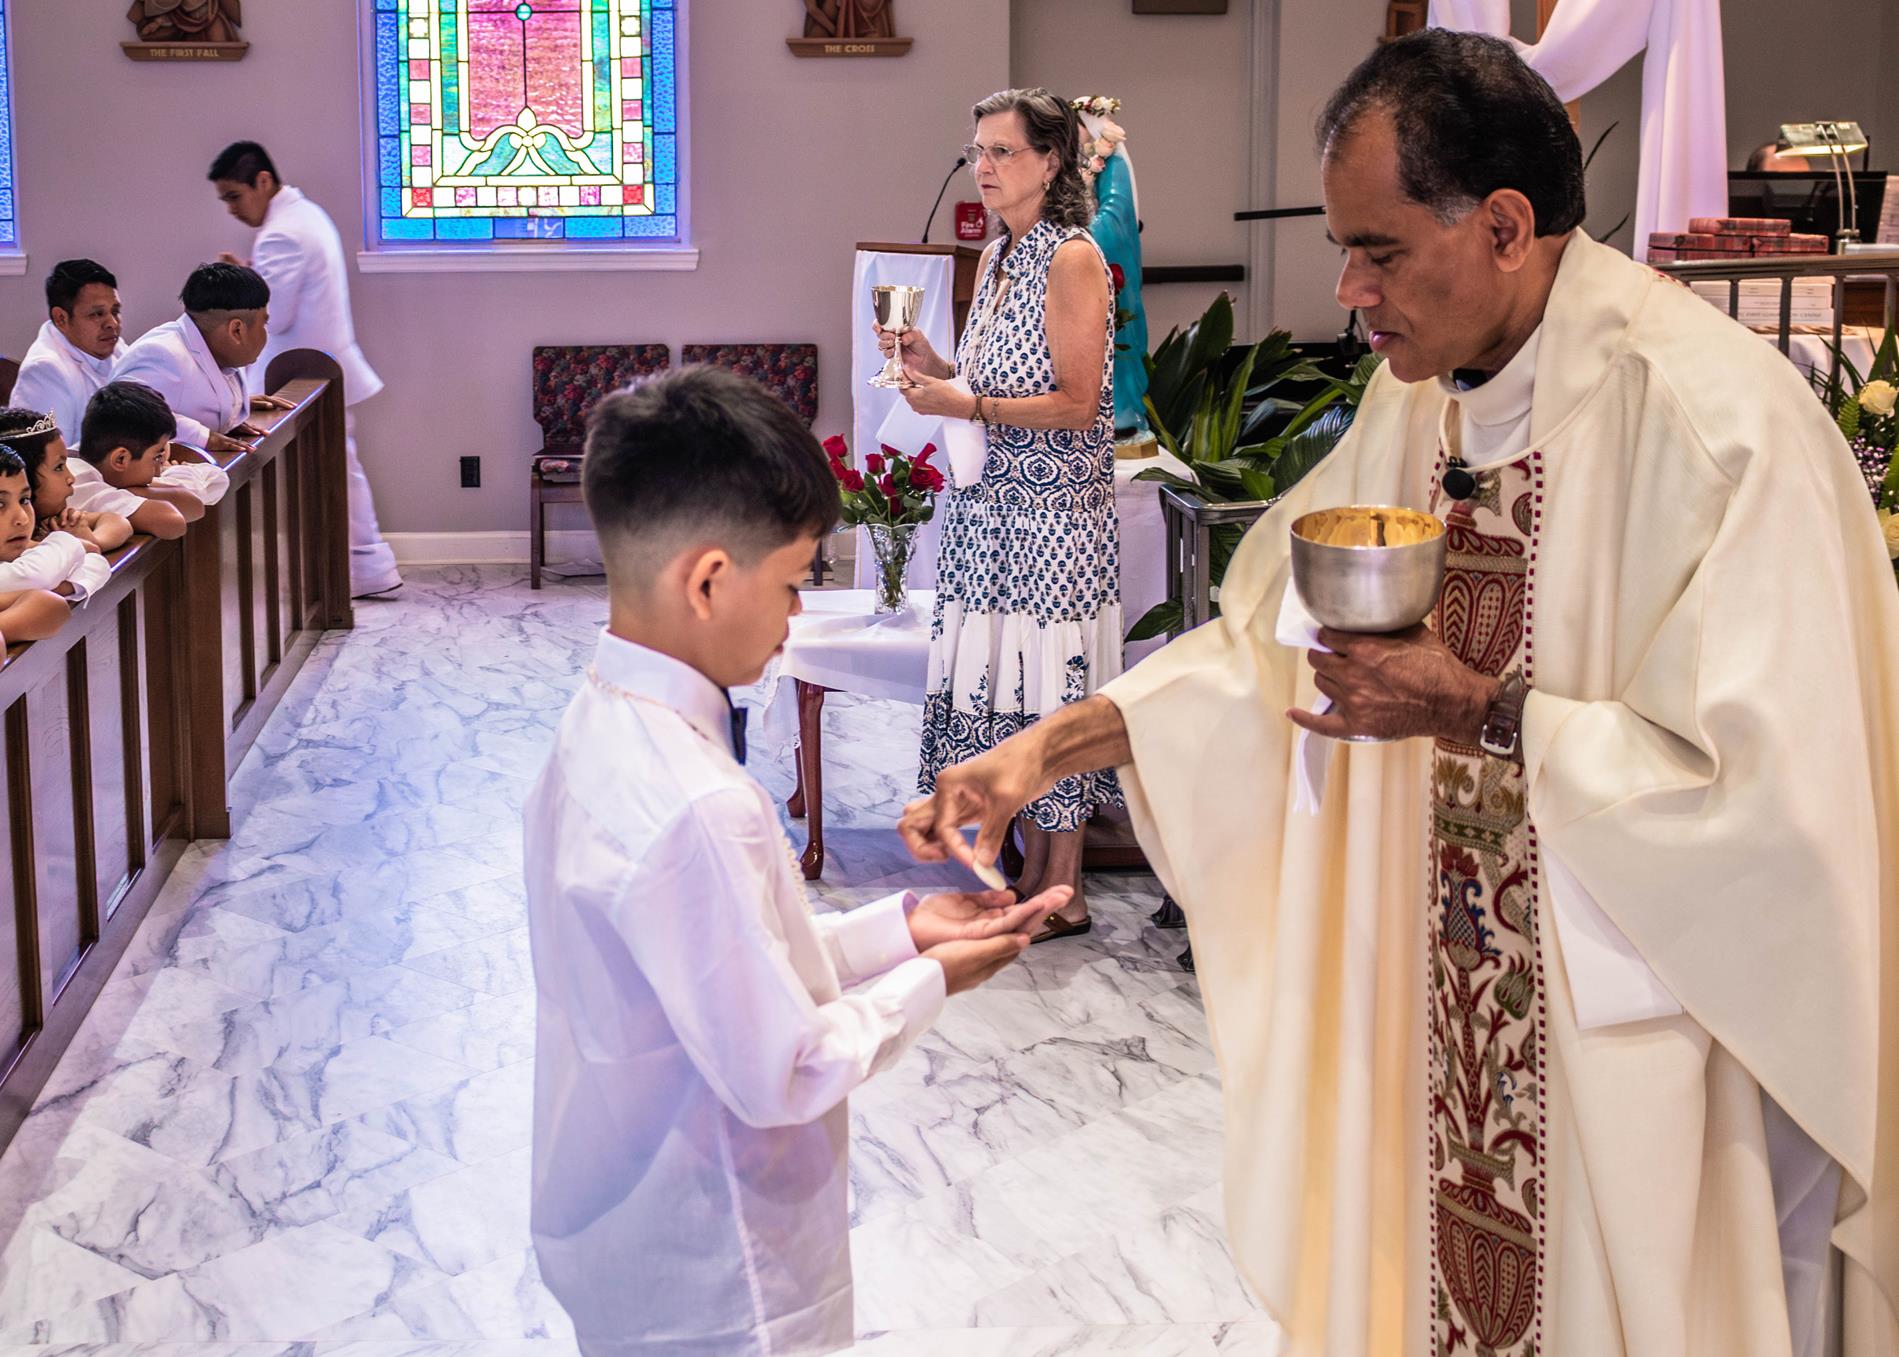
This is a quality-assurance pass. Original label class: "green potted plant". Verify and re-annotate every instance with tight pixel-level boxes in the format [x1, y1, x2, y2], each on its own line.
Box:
[1126, 293, 1382, 639]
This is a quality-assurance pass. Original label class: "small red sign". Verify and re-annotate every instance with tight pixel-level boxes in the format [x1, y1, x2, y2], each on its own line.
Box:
[954, 201, 987, 241]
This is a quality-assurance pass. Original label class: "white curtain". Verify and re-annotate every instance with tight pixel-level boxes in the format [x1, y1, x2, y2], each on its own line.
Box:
[1429, 0, 1728, 259]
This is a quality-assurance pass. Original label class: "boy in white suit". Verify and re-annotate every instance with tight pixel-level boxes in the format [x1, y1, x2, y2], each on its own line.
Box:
[212, 141, 400, 598]
[113, 262, 274, 458]
[11, 260, 128, 443]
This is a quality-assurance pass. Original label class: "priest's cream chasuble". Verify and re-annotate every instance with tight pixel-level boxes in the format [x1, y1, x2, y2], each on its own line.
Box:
[1102, 233, 1899, 1357]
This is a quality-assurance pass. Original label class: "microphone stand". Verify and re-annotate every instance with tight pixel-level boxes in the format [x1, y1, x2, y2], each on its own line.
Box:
[921, 157, 968, 244]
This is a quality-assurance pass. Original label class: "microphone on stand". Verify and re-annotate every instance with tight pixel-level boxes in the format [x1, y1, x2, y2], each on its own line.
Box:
[920, 157, 967, 244]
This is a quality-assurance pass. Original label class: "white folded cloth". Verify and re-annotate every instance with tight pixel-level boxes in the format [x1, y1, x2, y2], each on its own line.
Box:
[939, 378, 989, 489]
[1275, 578, 1335, 816]
[872, 376, 988, 490]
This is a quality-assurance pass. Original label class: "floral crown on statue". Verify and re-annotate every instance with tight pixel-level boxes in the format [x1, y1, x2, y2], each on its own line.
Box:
[1071, 95, 1127, 190]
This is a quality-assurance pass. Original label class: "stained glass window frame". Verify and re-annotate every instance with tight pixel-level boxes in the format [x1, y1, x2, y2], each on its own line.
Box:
[361, 0, 684, 253]
[0, 0, 18, 253]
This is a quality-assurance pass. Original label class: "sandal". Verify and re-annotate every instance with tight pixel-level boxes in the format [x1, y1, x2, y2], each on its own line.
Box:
[1030, 911, 1092, 945]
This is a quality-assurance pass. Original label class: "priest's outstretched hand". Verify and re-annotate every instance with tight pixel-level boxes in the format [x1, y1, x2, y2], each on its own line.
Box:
[901, 695, 1133, 872]
[1291, 623, 1500, 744]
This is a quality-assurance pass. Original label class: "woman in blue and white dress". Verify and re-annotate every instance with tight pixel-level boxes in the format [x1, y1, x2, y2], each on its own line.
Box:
[878, 87, 1121, 940]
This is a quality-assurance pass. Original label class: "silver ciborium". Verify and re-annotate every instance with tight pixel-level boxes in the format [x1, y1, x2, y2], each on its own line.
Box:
[869, 284, 925, 389]
[1290, 505, 1448, 743]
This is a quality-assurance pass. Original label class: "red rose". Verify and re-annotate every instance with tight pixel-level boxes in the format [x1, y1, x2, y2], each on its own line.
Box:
[914, 442, 938, 465]
[840, 469, 865, 492]
[865, 452, 886, 475]
[822, 434, 849, 461]
[1109, 263, 1125, 291]
[879, 474, 898, 498]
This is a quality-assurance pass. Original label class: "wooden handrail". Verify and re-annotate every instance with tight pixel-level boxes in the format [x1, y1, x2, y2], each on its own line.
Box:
[0, 349, 356, 1150]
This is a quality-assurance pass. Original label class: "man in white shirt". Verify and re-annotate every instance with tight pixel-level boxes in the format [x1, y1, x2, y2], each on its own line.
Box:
[525, 367, 1061, 1357]
[112, 262, 274, 457]
[212, 140, 400, 598]
[11, 260, 128, 444]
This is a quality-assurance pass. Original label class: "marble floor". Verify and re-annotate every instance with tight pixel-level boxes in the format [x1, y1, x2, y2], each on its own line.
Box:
[0, 568, 1278, 1357]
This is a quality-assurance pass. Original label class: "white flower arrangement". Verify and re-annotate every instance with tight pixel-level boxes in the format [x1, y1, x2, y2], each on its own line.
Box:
[1071, 95, 1127, 188]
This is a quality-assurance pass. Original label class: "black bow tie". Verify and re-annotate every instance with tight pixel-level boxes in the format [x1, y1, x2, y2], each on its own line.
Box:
[724, 695, 749, 765]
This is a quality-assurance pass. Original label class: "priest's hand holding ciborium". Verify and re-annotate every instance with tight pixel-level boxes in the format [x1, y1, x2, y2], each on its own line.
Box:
[869, 284, 926, 389]
[1286, 505, 1500, 746]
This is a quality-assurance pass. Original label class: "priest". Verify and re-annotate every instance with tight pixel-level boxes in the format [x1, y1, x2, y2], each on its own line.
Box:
[901, 31, 1899, 1357]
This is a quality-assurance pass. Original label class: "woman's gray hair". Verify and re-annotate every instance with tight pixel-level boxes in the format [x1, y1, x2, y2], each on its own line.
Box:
[971, 87, 1093, 233]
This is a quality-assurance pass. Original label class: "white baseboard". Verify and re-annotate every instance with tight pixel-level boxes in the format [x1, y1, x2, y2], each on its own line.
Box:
[385, 529, 599, 565]
[387, 530, 862, 569]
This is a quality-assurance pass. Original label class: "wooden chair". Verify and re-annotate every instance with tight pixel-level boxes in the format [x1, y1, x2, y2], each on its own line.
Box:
[529, 344, 670, 588]
[0, 357, 19, 406]
[680, 344, 825, 581]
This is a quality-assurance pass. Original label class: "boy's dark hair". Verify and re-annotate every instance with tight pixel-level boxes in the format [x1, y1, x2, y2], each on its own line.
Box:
[1317, 28, 1585, 236]
[583, 366, 839, 571]
[181, 261, 270, 314]
[0, 409, 62, 486]
[80, 382, 178, 464]
[46, 259, 118, 317]
[208, 140, 278, 186]
[0, 445, 28, 484]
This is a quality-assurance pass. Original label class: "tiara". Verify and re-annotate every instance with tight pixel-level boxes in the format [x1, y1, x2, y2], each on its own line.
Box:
[1, 414, 57, 440]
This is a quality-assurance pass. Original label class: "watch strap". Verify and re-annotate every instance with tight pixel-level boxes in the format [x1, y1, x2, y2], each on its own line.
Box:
[1479, 670, 1528, 761]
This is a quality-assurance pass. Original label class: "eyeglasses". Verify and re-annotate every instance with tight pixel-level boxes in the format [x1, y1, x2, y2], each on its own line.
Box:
[963, 143, 1028, 166]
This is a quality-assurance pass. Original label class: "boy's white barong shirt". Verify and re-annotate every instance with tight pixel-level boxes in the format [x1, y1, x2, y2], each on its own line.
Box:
[524, 629, 945, 1357]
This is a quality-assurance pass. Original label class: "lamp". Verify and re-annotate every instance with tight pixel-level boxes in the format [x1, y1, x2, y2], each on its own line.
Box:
[1779, 120, 1870, 244]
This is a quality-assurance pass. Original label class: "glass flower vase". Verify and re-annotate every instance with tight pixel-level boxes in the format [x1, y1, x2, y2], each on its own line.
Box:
[866, 523, 916, 615]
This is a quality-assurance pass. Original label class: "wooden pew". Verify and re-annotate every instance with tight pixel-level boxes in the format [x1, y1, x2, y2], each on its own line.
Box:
[182, 349, 354, 837]
[0, 349, 353, 1147]
[0, 533, 195, 1143]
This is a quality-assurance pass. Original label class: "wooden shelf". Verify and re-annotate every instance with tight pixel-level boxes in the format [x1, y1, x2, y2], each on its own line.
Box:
[122, 40, 249, 61]
[786, 37, 911, 57]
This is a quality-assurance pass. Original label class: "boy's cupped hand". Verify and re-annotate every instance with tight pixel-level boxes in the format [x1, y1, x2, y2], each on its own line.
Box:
[912, 887, 1071, 995]
[908, 886, 1069, 950]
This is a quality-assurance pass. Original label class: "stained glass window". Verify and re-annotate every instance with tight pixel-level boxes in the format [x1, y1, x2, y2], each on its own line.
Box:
[369, 0, 679, 246]
[0, 1, 17, 250]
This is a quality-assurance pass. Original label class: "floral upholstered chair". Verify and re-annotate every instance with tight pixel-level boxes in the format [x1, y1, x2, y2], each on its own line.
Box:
[529, 344, 670, 588]
[680, 344, 820, 427]
[679, 343, 823, 582]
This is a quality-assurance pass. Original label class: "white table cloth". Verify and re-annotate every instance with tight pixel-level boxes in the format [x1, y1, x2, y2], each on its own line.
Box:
[737, 589, 934, 756]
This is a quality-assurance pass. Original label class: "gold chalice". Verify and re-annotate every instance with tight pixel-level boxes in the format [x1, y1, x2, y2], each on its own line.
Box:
[870, 284, 925, 389]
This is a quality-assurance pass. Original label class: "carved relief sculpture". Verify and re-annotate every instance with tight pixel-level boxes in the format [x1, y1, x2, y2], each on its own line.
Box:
[128, 0, 243, 44]
[801, 0, 895, 39]
[790, 0, 910, 56]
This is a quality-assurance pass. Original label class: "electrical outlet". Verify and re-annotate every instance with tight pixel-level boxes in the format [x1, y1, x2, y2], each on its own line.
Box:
[460, 455, 480, 488]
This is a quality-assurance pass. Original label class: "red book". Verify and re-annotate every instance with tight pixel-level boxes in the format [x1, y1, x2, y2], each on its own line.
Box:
[1688, 215, 1792, 236]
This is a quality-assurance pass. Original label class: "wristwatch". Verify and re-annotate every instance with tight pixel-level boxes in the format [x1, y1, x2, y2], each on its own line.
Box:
[1479, 670, 1529, 762]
